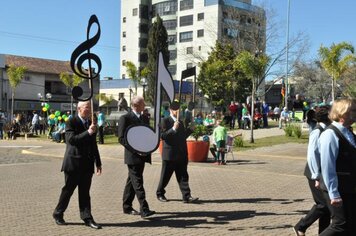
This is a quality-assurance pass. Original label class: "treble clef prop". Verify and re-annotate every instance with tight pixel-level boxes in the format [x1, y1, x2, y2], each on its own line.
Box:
[70, 15, 102, 118]
[125, 51, 175, 154]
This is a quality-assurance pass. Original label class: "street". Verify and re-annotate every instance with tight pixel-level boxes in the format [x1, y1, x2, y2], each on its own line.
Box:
[0, 138, 317, 236]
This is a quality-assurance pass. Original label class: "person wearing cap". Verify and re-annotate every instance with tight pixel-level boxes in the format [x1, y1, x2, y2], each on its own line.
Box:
[156, 101, 199, 203]
[279, 107, 290, 129]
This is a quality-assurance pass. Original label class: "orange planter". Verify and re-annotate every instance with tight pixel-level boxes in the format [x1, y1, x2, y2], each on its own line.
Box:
[186, 140, 209, 162]
[158, 140, 209, 162]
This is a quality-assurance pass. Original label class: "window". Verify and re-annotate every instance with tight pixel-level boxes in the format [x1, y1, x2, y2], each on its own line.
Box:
[122, 46, 126, 51]
[122, 74, 126, 79]
[139, 53, 148, 63]
[122, 31, 126, 38]
[186, 47, 193, 54]
[197, 13, 204, 21]
[197, 29, 204, 37]
[179, 31, 193, 42]
[162, 20, 177, 30]
[186, 63, 193, 69]
[180, 0, 193, 11]
[132, 8, 138, 16]
[198, 46, 201, 51]
[123, 17, 126, 23]
[169, 50, 177, 60]
[122, 60, 126, 66]
[152, 1, 177, 16]
[180, 15, 193, 27]
[139, 38, 148, 48]
[168, 65, 177, 75]
[168, 35, 176, 45]
[140, 23, 149, 33]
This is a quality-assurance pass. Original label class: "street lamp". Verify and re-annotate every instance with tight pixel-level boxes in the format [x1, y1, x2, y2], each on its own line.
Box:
[141, 78, 147, 99]
[128, 85, 133, 106]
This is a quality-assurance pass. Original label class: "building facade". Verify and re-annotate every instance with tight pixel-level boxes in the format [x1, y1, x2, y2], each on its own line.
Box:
[120, 0, 266, 82]
[0, 54, 100, 119]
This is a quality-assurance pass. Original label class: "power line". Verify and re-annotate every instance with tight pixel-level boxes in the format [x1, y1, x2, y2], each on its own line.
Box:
[0, 30, 119, 50]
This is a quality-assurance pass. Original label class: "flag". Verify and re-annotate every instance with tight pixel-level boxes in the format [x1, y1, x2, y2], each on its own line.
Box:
[281, 81, 285, 97]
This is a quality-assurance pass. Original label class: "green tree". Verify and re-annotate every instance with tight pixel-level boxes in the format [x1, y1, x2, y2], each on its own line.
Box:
[6, 65, 27, 120]
[59, 72, 83, 115]
[145, 15, 169, 105]
[234, 50, 270, 143]
[318, 42, 356, 101]
[198, 42, 250, 106]
[95, 93, 114, 115]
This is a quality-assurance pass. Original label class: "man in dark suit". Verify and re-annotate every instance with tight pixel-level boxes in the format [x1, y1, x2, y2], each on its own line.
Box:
[156, 101, 199, 203]
[53, 101, 102, 229]
[118, 96, 155, 218]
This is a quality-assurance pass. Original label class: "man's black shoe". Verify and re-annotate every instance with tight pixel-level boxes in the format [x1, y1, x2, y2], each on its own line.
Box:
[157, 195, 168, 202]
[123, 208, 140, 215]
[183, 196, 199, 203]
[54, 218, 66, 226]
[141, 209, 155, 218]
[84, 219, 102, 229]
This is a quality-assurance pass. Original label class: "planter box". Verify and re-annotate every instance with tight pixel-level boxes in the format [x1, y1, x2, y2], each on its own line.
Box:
[158, 140, 210, 162]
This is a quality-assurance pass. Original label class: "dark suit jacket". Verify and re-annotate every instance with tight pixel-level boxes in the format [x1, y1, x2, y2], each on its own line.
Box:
[161, 116, 193, 161]
[61, 116, 101, 173]
[118, 111, 151, 165]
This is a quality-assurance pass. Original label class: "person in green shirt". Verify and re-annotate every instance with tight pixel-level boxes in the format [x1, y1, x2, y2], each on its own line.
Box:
[212, 119, 227, 165]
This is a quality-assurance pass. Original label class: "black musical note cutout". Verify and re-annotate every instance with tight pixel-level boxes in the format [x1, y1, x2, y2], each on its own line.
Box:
[70, 15, 102, 101]
[125, 51, 175, 154]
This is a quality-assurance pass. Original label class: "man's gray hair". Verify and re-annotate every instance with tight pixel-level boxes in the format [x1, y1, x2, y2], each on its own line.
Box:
[131, 96, 144, 107]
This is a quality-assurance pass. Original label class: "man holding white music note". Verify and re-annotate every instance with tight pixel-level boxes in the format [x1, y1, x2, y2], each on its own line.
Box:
[156, 101, 199, 203]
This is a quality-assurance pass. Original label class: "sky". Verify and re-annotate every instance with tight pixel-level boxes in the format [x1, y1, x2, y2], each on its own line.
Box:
[1, 0, 356, 80]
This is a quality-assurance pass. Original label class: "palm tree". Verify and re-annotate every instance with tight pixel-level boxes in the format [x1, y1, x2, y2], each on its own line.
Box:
[6, 65, 27, 120]
[318, 42, 355, 101]
[95, 93, 114, 115]
[125, 61, 141, 95]
[59, 72, 83, 115]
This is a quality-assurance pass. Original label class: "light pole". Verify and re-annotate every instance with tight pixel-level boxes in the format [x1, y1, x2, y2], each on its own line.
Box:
[285, 0, 291, 107]
[128, 85, 133, 106]
[141, 78, 147, 99]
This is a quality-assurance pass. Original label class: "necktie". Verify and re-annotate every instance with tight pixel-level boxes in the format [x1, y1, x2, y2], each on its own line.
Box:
[84, 120, 89, 129]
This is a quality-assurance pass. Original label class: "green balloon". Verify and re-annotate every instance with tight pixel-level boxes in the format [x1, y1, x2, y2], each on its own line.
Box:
[55, 111, 61, 117]
[45, 103, 50, 109]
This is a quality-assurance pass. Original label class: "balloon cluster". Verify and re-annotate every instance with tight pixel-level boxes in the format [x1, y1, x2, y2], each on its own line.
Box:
[48, 111, 70, 123]
[42, 103, 50, 112]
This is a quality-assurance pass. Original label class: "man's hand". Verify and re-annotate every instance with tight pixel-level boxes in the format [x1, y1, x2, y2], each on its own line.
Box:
[88, 123, 97, 135]
[173, 121, 180, 130]
[331, 197, 343, 207]
[314, 180, 320, 189]
[96, 166, 102, 176]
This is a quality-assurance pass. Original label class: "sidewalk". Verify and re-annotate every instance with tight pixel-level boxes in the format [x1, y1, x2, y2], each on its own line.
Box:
[0, 135, 316, 236]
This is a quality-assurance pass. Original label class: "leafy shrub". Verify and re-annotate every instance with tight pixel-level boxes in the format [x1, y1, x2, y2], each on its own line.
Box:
[234, 136, 244, 147]
[292, 125, 302, 138]
[284, 125, 293, 137]
[191, 124, 208, 141]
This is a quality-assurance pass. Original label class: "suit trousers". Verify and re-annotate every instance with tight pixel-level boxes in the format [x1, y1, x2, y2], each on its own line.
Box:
[296, 178, 330, 233]
[320, 191, 356, 236]
[156, 160, 191, 200]
[98, 126, 104, 144]
[53, 172, 93, 220]
[123, 164, 149, 212]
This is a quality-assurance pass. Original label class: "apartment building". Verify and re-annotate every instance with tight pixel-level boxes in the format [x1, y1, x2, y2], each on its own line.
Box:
[120, 0, 266, 81]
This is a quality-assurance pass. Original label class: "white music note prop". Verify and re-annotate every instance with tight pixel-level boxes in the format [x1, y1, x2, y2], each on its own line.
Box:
[125, 52, 175, 154]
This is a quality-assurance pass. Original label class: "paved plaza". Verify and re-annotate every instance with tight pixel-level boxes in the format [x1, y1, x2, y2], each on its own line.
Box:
[0, 127, 318, 236]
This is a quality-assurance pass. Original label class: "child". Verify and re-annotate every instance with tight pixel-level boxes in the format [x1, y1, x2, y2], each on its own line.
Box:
[212, 119, 227, 165]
